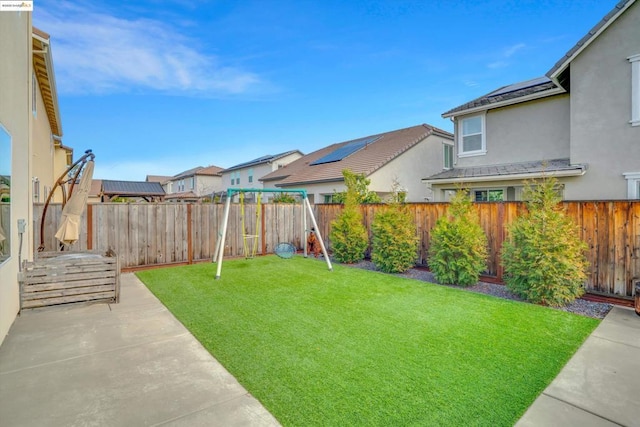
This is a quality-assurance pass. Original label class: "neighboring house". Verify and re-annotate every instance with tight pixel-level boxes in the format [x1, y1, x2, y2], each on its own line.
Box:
[162, 165, 223, 202]
[31, 27, 73, 204]
[261, 124, 454, 203]
[222, 151, 303, 201]
[88, 179, 102, 204]
[424, 0, 640, 201]
[1, 13, 69, 344]
[100, 180, 165, 202]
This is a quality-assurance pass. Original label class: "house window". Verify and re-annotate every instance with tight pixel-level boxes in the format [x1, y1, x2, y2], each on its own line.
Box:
[231, 177, 234, 185]
[189, 177, 194, 189]
[623, 172, 640, 198]
[248, 168, 253, 184]
[474, 189, 504, 202]
[459, 115, 486, 156]
[629, 54, 640, 126]
[236, 171, 240, 185]
[323, 195, 335, 203]
[443, 143, 454, 169]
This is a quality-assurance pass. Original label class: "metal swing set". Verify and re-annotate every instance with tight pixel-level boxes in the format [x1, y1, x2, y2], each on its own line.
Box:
[213, 188, 332, 279]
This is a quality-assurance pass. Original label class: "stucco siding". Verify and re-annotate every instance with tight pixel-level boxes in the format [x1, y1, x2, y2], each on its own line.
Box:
[455, 95, 570, 168]
[32, 80, 56, 202]
[369, 134, 450, 202]
[0, 11, 32, 346]
[569, 0, 640, 199]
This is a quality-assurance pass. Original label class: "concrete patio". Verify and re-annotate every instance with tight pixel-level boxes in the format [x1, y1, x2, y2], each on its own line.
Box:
[0, 273, 280, 426]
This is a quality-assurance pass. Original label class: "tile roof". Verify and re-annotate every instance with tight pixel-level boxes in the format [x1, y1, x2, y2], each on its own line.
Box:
[261, 124, 453, 187]
[146, 175, 172, 183]
[171, 165, 224, 179]
[101, 180, 165, 196]
[424, 158, 586, 182]
[224, 150, 303, 172]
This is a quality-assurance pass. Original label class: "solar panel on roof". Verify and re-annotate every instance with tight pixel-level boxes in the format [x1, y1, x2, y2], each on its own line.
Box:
[310, 136, 381, 165]
[488, 76, 551, 97]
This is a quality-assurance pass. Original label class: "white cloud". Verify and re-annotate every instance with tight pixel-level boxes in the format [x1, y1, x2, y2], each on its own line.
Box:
[34, 2, 261, 96]
[503, 43, 526, 58]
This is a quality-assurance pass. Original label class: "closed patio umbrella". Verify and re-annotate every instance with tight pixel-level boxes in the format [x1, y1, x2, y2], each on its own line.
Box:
[55, 160, 94, 246]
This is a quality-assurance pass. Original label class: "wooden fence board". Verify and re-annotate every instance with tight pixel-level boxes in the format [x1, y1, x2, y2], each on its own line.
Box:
[33, 201, 640, 298]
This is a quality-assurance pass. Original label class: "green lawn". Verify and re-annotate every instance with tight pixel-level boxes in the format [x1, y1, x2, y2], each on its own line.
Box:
[136, 256, 599, 426]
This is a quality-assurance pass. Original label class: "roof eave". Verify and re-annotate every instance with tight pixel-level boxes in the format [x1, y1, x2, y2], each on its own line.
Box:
[33, 31, 63, 137]
[422, 167, 587, 185]
[546, 0, 636, 83]
[442, 87, 566, 119]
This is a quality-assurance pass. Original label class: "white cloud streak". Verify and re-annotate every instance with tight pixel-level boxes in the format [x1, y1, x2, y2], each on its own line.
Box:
[34, 2, 261, 96]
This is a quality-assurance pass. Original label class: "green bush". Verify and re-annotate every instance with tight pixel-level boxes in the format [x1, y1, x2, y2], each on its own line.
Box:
[329, 170, 369, 263]
[272, 193, 297, 204]
[502, 178, 588, 306]
[332, 170, 381, 204]
[428, 190, 488, 286]
[371, 197, 418, 273]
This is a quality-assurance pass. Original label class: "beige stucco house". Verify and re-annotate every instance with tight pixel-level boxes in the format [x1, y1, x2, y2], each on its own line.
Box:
[261, 124, 454, 203]
[163, 165, 223, 202]
[1, 13, 71, 344]
[31, 27, 73, 203]
[424, 0, 640, 201]
[222, 151, 303, 201]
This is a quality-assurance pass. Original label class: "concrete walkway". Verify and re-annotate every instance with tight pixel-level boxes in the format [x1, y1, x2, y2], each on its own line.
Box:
[0, 273, 280, 426]
[517, 306, 640, 427]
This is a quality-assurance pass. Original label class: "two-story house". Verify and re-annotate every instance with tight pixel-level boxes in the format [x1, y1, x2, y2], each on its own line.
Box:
[424, 0, 640, 201]
[1, 13, 71, 344]
[221, 151, 303, 201]
[261, 124, 454, 203]
[163, 165, 223, 202]
[31, 27, 73, 203]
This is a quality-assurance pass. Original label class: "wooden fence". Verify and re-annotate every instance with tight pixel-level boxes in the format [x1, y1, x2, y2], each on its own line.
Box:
[35, 201, 640, 298]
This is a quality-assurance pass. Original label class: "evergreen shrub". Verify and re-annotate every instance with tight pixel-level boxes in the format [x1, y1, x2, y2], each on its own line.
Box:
[428, 190, 488, 286]
[501, 178, 588, 306]
[371, 190, 418, 273]
[329, 170, 369, 263]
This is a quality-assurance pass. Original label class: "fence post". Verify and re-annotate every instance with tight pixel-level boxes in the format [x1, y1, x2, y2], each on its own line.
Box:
[87, 203, 93, 250]
[187, 204, 193, 264]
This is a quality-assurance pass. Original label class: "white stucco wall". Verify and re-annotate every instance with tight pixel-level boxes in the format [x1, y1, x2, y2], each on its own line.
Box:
[567, 1, 640, 200]
[369, 133, 453, 202]
[454, 95, 570, 169]
[0, 11, 33, 345]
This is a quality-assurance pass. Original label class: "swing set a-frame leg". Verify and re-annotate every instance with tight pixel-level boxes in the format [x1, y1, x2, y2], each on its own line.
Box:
[304, 197, 333, 272]
[214, 195, 232, 279]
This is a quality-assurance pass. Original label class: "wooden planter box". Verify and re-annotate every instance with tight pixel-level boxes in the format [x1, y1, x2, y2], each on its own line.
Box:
[20, 250, 120, 310]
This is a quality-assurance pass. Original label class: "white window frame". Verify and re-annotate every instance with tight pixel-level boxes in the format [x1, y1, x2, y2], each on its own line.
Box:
[458, 114, 486, 157]
[623, 172, 640, 199]
[443, 142, 454, 169]
[629, 54, 640, 126]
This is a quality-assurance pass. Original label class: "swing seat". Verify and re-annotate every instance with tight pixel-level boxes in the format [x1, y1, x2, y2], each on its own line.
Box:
[274, 242, 296, 259]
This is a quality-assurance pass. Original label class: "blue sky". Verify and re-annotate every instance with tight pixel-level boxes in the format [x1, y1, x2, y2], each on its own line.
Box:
[34, 0, 615, 181]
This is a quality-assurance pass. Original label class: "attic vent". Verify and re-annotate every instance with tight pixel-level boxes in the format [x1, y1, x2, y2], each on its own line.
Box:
[310, 136, 381, 166]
